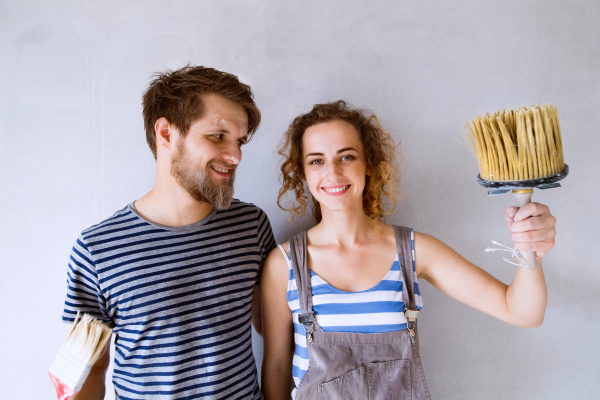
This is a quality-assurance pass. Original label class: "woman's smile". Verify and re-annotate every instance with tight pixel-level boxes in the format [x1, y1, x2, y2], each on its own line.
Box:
[321, 184, 351, 196]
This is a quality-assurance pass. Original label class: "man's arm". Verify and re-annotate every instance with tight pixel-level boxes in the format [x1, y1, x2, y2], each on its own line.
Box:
[252, 285, 262, 336]
[62, 234, 113, 400]
[68, 340, 111, 400]
[254, 207, 276, 337]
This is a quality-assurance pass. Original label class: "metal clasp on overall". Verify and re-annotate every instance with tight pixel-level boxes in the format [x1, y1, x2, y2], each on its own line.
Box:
[404, 309, 420, 343]
[298, 313, 316, 343]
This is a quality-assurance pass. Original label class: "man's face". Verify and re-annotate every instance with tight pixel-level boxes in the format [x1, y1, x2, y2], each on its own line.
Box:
[170, 93, 249, 210]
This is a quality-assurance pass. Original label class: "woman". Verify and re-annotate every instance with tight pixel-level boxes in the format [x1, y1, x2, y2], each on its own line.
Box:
[260, 101, 555, 399]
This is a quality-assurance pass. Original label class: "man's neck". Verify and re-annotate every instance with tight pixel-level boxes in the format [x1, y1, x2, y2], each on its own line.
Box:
[134, 176, 215, 227]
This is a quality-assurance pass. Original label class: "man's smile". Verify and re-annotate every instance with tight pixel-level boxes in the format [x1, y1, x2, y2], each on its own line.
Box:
[211, 165, 232, 177]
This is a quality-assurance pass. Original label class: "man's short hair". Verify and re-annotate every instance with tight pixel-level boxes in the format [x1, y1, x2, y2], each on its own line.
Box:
[142, 65, 261, 159]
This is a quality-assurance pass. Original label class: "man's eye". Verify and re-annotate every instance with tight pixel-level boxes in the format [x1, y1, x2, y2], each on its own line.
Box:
[213, 134, 223, 139]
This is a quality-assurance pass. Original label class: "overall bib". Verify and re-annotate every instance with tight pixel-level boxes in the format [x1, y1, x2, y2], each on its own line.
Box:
[289, 226, 431, 400]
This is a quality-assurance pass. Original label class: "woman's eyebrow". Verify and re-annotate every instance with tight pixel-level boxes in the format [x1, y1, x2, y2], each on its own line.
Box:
[305, 147, 358, 159]
[305, 152, 324, 158]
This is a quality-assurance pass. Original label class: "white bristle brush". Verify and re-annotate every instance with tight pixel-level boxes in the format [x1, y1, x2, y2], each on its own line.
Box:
[49, 313, 112, 400]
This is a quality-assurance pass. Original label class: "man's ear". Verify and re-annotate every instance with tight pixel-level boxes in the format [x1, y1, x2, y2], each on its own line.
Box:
[155, 118, 174, 151]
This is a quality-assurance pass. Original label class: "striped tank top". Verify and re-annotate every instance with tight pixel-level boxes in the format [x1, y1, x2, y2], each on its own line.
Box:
[280, 228, 423, 389]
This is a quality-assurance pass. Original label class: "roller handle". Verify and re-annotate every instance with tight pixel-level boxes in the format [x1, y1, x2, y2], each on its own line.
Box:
[512, 190, 538, 271]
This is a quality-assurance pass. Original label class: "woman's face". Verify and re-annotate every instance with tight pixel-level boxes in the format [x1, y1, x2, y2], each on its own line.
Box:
[302, 119, 368, 214]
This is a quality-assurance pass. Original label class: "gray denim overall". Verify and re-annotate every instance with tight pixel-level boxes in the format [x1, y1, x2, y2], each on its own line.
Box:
[288, 226, 431, 400]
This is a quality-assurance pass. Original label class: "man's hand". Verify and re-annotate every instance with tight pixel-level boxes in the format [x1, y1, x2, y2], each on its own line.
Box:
[68, 341, 110, 400]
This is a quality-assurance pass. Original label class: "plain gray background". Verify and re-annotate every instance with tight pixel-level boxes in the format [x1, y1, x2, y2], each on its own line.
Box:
[1, 1, 598, 398]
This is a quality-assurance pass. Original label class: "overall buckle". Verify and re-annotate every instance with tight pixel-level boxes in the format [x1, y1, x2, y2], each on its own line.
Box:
[298, 313, 315, 343]
[404, 309, 419, 343]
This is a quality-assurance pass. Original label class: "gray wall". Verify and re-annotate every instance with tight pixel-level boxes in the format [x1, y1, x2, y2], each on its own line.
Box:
[1, 1, 598, 398]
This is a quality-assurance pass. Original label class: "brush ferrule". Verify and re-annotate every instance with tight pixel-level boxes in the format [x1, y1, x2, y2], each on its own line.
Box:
[49, 345, 93, 392]
[512, 188, 533, 194]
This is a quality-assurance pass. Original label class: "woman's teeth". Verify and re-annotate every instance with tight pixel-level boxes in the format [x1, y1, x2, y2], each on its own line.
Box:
[323, 185, 349, 193]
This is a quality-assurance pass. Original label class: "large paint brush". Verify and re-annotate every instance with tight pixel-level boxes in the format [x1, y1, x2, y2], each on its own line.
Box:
[465, 104, 568, 270]
[49, 313, 112, 400]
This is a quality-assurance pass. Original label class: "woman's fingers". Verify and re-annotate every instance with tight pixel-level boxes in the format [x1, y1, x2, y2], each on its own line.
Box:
[512, 202, 550, 222]
[512, 239, 555, 256]
[510, 214, 556, 233]
[505, 206, 518, 231]
[506, 202, 557, 257]
[511, 226, 556, 245]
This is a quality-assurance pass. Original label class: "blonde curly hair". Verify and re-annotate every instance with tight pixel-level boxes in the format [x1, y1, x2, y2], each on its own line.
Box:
[278, 100, 400, 224]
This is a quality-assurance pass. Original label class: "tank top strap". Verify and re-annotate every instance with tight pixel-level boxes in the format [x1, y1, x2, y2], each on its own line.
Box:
[276, 244, 291, 267]
[394, 226, 416, 311]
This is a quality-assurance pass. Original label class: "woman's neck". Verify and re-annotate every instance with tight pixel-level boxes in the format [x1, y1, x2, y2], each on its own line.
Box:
[312, 206, 377, 248]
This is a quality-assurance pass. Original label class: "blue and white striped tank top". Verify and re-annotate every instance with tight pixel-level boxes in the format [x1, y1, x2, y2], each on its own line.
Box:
[280, 229, 423, 388]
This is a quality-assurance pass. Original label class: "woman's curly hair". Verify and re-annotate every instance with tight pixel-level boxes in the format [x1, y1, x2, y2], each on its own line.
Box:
[277, 100, 400, 224]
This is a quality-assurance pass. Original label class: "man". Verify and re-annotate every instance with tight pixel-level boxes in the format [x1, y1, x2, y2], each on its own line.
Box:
[62, 66, 275, 399]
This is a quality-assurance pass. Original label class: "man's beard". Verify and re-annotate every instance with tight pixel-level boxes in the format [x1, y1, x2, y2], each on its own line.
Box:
[170, 141, 236, 210]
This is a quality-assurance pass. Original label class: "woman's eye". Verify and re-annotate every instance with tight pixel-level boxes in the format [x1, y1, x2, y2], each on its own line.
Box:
[341, 155, 354, 161]
[310, 159, 323, 165]
[212, 134, 223, 140]
[237, 139, 246, 146]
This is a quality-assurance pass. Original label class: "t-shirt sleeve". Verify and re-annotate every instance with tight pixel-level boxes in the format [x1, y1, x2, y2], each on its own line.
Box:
[256, 208, 276, 285]
[61, 235, 112, 324]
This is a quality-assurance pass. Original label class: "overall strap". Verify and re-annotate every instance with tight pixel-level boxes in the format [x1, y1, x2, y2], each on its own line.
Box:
[394, 226, 419, 341]
[289, 231, 318, 342]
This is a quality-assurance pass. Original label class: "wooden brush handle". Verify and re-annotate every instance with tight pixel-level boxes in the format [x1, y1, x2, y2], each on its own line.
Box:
[512, 190, 538, 271]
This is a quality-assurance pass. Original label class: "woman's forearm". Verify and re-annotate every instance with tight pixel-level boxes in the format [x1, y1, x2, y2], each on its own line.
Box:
[505, 259, 548, 327]
[262, 360, 293, 400]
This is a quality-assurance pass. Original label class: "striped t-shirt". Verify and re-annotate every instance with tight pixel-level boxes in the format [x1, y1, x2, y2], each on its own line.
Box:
[281, 229, 422, 389]
[62, 200, 275, 400]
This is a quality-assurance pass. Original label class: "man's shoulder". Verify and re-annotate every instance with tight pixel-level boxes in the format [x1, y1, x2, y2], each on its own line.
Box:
[78, 204, 140, 242]
[222, 199, 268, 218]
[212, 199, 272, 236]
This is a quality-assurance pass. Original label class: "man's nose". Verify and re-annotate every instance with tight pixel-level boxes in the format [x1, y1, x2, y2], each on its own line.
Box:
[222, 142, 242, 165]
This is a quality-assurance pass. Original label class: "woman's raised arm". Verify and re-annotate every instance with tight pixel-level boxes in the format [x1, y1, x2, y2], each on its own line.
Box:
[416, 202, 556, 328]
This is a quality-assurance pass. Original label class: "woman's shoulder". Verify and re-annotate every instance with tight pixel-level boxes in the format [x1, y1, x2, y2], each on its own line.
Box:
[263, 242, 292, 287]
[265, 241, 291, 268]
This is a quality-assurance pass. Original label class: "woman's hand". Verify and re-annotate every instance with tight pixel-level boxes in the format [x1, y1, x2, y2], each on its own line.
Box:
[505, 202, 557, 257]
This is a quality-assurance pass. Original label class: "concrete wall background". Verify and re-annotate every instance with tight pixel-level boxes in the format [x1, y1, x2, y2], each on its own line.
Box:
[1, 1, 598, 398]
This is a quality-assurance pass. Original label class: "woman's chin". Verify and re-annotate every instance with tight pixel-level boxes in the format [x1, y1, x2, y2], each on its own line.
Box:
[319, 200, 361, 214]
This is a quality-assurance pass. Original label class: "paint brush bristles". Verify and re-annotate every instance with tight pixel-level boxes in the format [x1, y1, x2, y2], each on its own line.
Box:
[49, 313, 112, 399]
[64, 313, 112, 364]
[465, 104, 564, 181]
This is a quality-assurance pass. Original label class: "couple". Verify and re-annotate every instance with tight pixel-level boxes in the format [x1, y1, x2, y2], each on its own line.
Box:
[62, 65, 556, 400]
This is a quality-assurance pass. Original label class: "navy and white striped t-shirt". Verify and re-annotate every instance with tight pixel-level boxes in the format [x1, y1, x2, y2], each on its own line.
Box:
[62, 200, 275, 400]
